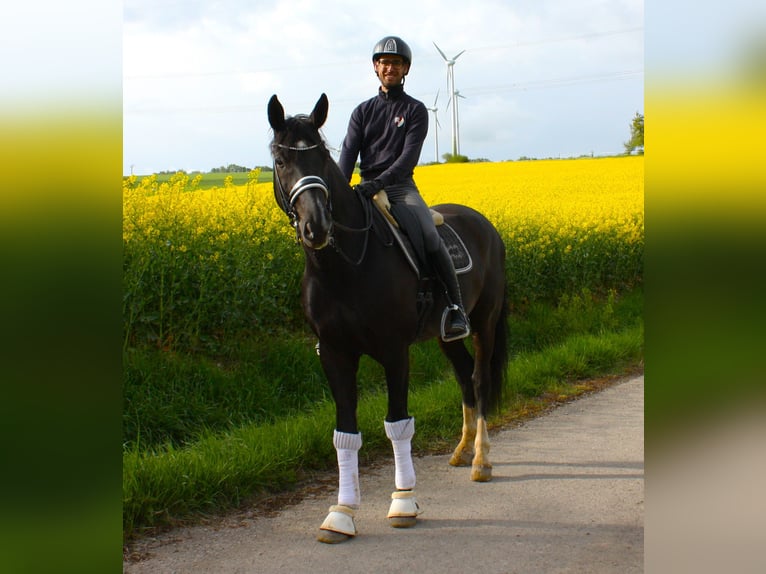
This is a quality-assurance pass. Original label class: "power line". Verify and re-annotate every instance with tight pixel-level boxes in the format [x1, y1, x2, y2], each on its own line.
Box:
[462, 69, 644, 97]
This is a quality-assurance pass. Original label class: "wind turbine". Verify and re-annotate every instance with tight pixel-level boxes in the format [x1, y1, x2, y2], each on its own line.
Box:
[426, 90, 441, 162]
[433, 42, 465, 158]
[446, 89, 467, 156]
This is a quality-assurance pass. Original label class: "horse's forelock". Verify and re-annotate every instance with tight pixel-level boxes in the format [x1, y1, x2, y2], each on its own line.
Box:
[273, 115, 327, 151]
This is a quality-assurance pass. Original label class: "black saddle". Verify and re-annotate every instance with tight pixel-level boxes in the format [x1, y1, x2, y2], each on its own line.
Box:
[372, 192, 472, 279]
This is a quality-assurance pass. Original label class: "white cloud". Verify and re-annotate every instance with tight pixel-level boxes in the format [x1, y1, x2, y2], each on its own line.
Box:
[123, 0, 644, 173]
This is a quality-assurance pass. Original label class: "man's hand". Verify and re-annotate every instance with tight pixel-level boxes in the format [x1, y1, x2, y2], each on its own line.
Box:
[354, 179, 384, 198]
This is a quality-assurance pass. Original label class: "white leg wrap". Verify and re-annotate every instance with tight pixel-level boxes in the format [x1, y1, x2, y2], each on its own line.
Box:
[384, 418, 416, 490]
[319, 505, 357, 536]
[333, 430, 362, 508]
[387, 490, 422, 518]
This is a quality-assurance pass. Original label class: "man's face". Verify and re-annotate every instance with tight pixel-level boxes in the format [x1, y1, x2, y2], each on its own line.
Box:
[374, 56, 409, 89]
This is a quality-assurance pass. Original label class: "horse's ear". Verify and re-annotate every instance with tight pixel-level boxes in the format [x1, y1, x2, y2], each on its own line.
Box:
[267, 94, 286, 131]
[310, 93, 329, 129]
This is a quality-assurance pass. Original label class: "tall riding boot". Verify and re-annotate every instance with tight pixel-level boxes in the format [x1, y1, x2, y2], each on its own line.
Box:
[431, 244, 470, 341]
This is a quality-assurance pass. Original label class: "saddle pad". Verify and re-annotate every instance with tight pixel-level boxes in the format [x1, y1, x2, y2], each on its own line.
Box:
[438, 223, 472, 275]
[372, 197, 473, 277]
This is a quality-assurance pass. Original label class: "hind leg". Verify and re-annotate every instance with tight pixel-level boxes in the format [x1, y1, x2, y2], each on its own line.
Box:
[439, 339, 478, 467]
[469, 324, 496, 482]
[449, 403, 476, 467]
[471, 415, 492, 482]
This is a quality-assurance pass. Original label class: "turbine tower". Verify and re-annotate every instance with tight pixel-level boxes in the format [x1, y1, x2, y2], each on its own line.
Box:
[433, 42, 465, 157]
[447, 89, 467, 156]
[426, 90, 441, 162]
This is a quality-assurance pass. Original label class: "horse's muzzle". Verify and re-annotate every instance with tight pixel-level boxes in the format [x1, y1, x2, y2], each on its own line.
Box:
[299, 219, 332, 250]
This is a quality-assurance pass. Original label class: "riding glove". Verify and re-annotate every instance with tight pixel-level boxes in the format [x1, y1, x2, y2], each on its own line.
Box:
[354, 179, 384, 198]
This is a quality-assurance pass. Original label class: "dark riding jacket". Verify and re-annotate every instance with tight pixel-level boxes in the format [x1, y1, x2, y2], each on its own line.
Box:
[338, 84, 428, 186]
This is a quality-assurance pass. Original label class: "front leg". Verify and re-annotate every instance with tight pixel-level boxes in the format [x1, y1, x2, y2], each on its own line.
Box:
[382, 347, 422, 528]
[317, 430, 362, 544]
[316, 343, 362, 543]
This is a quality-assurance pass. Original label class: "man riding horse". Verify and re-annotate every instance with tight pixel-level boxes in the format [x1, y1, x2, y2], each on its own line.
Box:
[337, 36, 470, 341]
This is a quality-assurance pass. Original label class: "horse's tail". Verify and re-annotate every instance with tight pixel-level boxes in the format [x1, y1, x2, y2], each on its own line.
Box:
[487, 285, 510, 414]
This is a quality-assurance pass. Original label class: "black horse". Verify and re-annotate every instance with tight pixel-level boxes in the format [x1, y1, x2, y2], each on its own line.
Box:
[268, 94, 509, 543]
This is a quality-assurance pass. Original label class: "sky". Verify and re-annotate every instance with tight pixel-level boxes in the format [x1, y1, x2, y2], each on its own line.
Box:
[123, 0, 644, 175]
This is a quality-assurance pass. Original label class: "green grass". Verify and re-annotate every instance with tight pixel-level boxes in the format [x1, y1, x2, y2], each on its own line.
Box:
[124, 287, 642, 451]
[123, 287, 643, 540]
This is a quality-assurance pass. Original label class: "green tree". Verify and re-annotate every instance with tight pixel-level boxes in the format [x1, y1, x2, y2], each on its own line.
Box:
[442, 152, 469, 163]
[624, 112, 644, 155]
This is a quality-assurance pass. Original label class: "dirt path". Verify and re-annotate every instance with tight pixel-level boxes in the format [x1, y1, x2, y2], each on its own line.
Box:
[124, 374, 644, 573]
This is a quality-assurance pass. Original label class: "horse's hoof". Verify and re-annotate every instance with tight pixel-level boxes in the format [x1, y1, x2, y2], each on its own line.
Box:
[317, 529, 353, 544]
[389, 515, 418, 528]
[449, 450, 473, 467]
[471, 464, 493, 482]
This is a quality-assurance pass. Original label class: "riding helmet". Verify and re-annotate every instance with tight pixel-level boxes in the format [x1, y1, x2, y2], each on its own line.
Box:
[372, 36, 412, 67]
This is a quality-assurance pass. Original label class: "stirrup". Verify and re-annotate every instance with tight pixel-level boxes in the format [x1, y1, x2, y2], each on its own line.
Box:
[441, 305, 470, 342]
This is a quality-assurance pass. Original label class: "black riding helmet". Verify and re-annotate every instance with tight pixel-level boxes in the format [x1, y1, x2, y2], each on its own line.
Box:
[372, 36, 412, 68]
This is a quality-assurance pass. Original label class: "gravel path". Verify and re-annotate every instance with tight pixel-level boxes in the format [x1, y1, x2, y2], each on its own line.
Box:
[125, 374, 644, 574]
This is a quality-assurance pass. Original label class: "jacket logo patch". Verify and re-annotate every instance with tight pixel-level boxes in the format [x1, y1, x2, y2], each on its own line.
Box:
[394, 115, 405, 128]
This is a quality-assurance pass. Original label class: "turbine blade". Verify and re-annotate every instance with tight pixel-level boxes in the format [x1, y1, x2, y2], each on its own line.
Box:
[434, 89, 439, 107]
[453, 49, 466, 60]
[433, 42, 449, 61]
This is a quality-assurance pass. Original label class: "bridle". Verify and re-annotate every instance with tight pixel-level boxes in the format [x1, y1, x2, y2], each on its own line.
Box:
[271, 141, 373, 265]
[272, 143, 330, 227]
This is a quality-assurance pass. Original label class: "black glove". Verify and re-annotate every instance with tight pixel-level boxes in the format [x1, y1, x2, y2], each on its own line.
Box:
[354, 179, 384, 198]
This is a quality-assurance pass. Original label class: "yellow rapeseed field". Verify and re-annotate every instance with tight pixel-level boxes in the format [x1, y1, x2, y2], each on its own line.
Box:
[416, 156, 643, 244]
[123, 156, 643, 350]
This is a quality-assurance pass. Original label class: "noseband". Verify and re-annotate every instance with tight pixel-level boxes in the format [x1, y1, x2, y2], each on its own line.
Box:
[286, 175, 330, 209]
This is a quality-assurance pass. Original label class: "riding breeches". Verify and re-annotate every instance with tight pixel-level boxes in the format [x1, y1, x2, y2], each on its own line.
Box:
[375, 179, 441, 254]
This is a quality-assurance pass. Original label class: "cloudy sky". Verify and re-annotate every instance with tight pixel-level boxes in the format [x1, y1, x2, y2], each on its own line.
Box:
[123, 0, 644, 174]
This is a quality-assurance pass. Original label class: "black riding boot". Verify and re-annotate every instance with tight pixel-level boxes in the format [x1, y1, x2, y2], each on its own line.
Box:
[431, 244, 470, 341]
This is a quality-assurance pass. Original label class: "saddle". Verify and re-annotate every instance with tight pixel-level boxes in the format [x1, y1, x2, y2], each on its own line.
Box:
[372, 190, 472, 279]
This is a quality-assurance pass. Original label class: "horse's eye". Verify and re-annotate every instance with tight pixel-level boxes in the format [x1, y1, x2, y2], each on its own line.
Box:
[275, 157, 285, 168]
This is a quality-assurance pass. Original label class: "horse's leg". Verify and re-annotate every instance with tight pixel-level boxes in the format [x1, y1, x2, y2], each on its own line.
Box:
[382, 348, 421, 528]
[438, 339, 477, 467]
[452, 403, 477, 466]
[317, 346, 362, 544]
[469, 325, 496, 482]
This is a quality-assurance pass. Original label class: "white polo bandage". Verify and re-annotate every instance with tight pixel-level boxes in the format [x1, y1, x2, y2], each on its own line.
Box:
[333, 430, 362, 508]
[384, 417, 416, 490]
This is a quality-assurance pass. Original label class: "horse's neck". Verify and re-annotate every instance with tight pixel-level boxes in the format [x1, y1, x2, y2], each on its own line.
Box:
[326, 167, 366, 228]
[305, 166, 370, 274]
